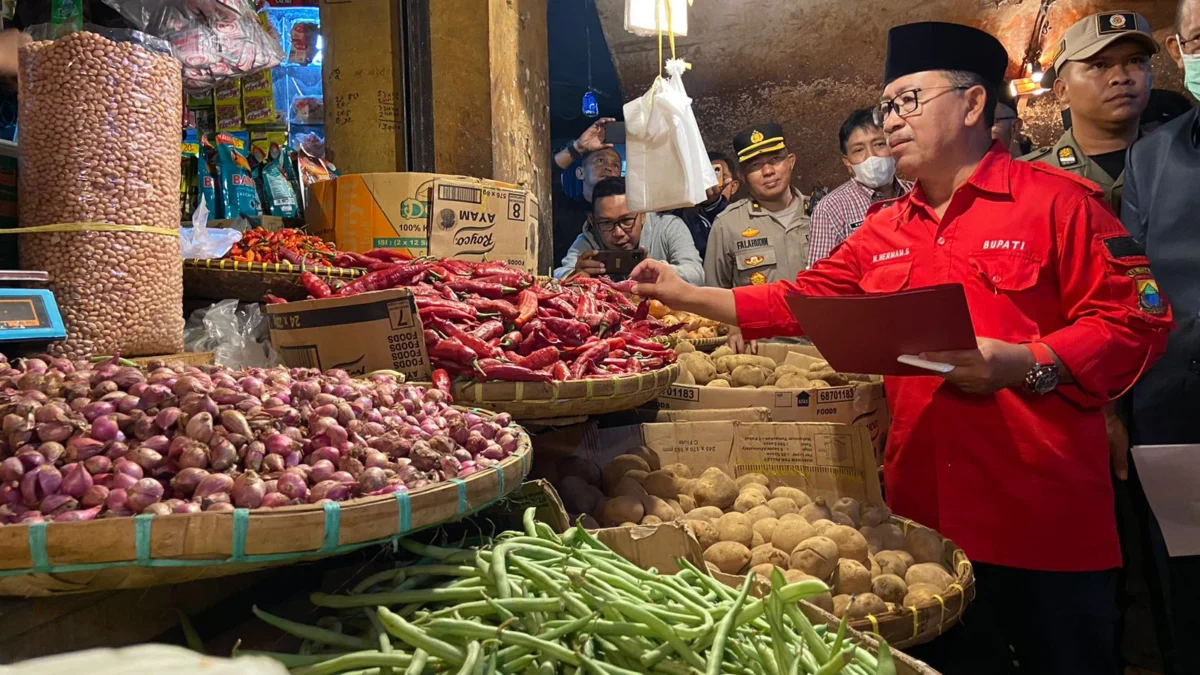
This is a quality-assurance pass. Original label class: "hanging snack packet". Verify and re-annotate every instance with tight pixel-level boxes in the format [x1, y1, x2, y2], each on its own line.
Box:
[215, 132, 261, 219]
[261, 143, 299, 218]
[198, 134, 219, 219]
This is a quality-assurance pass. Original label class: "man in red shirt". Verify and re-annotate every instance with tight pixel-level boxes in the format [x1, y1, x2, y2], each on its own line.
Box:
[631, 21, 1172, 674]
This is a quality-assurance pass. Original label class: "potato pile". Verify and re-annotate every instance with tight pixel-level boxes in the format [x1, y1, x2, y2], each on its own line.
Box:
[648, 300, 725, 340]
[674, 345, 860, 390]
[584, 455, 958, 620]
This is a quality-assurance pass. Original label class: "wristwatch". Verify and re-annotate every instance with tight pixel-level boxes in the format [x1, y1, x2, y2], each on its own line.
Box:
[566, 141, 584, 162]
[1024, 342, 1059, 395]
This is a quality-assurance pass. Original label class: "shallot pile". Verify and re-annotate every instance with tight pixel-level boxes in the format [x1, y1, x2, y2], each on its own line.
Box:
[0, 355, 521, 524]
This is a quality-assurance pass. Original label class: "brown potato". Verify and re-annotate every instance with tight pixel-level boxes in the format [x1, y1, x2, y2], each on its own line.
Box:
[751, 562, 778, 581]
[830, 511, 857, 528]
[905, 563, 953, 590]
[860, 525, 885, 555]
[873, 523, 906, 551]
[662, 463, 692, 479]
[691, 520, 721, 550]
[642, 470, 680, 500]
[716, 512, 754, 547]
[739, 483, 772, 500]
[624, 469, 649, 485]
[750, 543, 789, 569]
[679, 479, 699, 499]
[602, 455, 651, 493]
[641, 495, 676, 522]
[830, 497, 862, 528]
[905, 527, 943, 564]
[871, 574, 908, 605]
[704, 541, 752, 575]
[695, 467, 738, 509]
[788, 536, 839, 580]
[731, 365, 767, 388]
[600, 496, 644, 527]
[874, 550, 910, 578]
[684, 506, 725, 522]
[752, 517, 780, 543]
[734, 490, 768, 513]
[752, 531, 765, 547]
[779, 513, 809, 525]
[613, 476, 648, 499]
[867, 555, 882, 579]
[832, 559, 872, 596]
[844, 593, 888, 620]
[735, 473, 770, 489]
[799, 497, 832, 523]
[823, 525, 870, 563]
[860, 503, 892, 527]
[745, 505, 777, 524]
[811, 519, 836, 534]
[677, 494, 696, 513]
[832, 594, 852, 618]
[640, 515, 662, 526]
[771, 518, 816, 555]
[707, 379, 731, 388]
[665, 498, 684, 520]
[766, 497, 799, 517]
[903, 582, 943, 607]
[627, 446, 661, 471]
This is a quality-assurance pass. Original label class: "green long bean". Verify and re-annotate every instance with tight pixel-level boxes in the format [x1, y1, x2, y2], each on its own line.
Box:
[707, 572, 755, 675]
[251, 606, 372, 651]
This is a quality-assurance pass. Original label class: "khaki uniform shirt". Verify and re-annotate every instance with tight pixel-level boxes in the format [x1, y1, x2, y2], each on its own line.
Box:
[703, 188, 811, 288]
[1019, 129, 1125, 214]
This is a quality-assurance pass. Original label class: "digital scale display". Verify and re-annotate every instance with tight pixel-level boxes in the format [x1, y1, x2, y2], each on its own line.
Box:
[0, 298, 44, 329]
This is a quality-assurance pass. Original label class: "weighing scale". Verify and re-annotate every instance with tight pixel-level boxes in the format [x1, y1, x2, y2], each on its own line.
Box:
[0, 271, 66, 353]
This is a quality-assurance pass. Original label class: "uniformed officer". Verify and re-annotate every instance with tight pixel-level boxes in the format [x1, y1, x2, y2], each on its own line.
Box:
[703, 123, 811, 290]
[630, 21, 1172, 674]
[1019, 11, 1157, 214]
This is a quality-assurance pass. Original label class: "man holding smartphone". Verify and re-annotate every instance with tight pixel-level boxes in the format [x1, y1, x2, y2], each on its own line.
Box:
[553, 176, 704, 285]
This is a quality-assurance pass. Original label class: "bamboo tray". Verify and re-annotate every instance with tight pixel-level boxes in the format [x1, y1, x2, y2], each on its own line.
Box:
[183, 259, 364, 303]
[433, 364, 680, 421]
[0, 411, 532, 597]
[846, 516, 975, 649]
[673, 335, 728, 352]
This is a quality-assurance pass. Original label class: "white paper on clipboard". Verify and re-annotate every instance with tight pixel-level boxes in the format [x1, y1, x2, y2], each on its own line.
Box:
[1130, 444, 1200, 557]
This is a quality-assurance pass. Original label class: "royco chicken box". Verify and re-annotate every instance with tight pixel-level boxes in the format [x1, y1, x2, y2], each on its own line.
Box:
[266, 288, 431, 380]
[654, 344, 890, 458]
[306, 172, 539, 271]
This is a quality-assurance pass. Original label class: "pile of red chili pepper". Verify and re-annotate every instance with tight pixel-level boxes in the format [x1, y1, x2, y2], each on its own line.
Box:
[225, 227, 413, 270]
[278, 258, 677, 383]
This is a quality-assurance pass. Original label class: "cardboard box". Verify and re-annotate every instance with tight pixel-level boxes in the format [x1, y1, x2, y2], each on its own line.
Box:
[427, 176, 539, 271]
[653, 344, 890, 461]
[634, 407, 773, 423]
[319, 0, 405, 174]
[265, 289, 430, 379]
[306, 173, 540, 271]
[307, 173, 441, 255]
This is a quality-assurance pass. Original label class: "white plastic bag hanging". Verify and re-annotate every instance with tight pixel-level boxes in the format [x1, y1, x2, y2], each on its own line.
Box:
[623, 58, 716, 213]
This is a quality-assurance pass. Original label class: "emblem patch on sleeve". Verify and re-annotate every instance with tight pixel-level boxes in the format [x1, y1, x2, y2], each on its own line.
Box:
[1127, 266, 1166, 315]
[749, 271, 767, 285]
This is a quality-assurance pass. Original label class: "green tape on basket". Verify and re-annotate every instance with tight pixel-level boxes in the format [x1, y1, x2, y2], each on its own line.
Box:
[230, 508, 250, 561]
[27, 521, 49, 572]
[321, 501, 341, 552]
[134, 514, 154, 564]
[394, 490, 412, 534]
[449, 478, 467, 515]
[492, 464, 504, 497]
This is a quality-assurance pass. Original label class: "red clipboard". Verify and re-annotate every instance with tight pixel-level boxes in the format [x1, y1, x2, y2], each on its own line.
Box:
[784, 284, 976, 376]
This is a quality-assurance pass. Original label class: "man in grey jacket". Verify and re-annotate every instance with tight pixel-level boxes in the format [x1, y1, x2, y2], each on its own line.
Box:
[554, 176, 705, 285]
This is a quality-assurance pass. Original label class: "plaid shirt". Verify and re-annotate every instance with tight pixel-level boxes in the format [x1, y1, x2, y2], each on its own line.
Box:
[807, 177, 912, 266]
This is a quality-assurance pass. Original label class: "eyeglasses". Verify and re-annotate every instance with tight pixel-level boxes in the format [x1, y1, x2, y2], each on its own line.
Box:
[593, 214, 640, 233]
[1176, 33, 1200, 56]
[874, 86, 971, 126]
[742, 153, 790, 173]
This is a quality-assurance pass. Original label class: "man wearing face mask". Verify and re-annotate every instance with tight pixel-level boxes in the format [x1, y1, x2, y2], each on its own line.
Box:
[1118, 2, 1200, 673]
[1019, 11, 1156, 215]
[808, 108, 911, 266]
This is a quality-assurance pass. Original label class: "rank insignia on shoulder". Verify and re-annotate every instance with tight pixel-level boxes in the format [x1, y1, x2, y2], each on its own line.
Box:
[749, 271, 767, 285]
[1057, 147, 1079, 167]
[1126, 266, 1167, 316]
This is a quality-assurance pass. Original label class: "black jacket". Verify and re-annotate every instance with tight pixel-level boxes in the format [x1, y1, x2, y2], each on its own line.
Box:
[670, 196, 729, 261]
[1122, 107, 1200, 444]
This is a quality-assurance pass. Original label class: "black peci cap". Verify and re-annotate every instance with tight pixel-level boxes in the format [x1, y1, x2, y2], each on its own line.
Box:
[884, 22, 1010, 87]
[733, 123, 787, 164]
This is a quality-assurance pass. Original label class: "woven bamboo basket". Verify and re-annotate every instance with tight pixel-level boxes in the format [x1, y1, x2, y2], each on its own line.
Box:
[436, 364, 680, 420]
[846, 516, 975, 649]
[673, 335, 728, 352]
[182, 259, 364, 302]
[0, 412, 532, 597]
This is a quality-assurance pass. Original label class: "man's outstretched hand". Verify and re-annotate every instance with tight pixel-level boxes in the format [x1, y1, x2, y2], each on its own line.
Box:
[575, 117, 615, 155]
[630, 259, 690, 306]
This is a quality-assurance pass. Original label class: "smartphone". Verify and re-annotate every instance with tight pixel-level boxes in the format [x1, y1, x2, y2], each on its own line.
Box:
[594, 249, 646, 279]
[604, 121, 626, 145]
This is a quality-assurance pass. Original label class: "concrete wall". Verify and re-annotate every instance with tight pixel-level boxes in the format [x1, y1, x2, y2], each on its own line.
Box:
[596, 0, 1183, 193]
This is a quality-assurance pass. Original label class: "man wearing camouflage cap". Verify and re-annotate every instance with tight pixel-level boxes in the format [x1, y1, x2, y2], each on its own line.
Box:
[1020, 10, 1157, 214]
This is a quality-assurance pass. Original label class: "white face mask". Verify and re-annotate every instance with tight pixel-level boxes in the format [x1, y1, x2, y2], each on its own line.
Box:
[851, 155, 896, 189]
